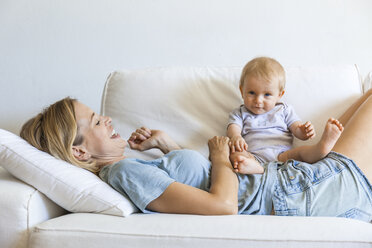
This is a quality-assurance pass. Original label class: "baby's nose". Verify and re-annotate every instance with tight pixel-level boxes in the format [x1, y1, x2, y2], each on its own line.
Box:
[255, 96, 263, 103]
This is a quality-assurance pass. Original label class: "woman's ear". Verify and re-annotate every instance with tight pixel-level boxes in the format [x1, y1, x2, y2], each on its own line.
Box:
[72, 146, 91, 161]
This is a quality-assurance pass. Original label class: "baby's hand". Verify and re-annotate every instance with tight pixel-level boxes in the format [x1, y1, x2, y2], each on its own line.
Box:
[299, 121, 315, 140]
[229, 136, 248, 153]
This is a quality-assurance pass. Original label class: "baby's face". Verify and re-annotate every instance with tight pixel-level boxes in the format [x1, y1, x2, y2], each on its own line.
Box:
[240, 76, 284, 115]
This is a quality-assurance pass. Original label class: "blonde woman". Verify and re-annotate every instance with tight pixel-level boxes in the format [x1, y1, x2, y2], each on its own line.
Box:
[21, 90, 372, 221]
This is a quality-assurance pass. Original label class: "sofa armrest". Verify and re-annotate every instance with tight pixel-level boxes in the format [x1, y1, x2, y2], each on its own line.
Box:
[0, 166, 67, 248]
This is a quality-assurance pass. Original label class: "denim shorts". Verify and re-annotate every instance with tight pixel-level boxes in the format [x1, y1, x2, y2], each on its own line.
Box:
[272, 152, 372, 222]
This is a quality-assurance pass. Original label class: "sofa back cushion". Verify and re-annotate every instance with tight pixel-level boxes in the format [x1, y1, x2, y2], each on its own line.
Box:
[102, 65, 362, 160]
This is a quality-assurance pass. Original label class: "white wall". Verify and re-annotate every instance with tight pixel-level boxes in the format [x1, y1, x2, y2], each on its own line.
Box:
[1, 0, 372, 134]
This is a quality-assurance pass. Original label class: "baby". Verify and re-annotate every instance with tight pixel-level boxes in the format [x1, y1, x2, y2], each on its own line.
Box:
[227, 57, 344, 174]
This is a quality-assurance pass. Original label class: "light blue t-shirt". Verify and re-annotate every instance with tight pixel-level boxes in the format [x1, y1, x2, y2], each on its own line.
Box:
[99, 149, 277, 214]
[228, 103, 301, 161]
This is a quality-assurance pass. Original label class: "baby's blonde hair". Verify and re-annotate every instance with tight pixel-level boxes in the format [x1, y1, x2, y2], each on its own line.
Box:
[20, 97, 100, 174]
[240, 57, 286, 91]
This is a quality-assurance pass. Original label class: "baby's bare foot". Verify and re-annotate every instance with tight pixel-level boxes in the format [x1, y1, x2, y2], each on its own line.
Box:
[319, 118, 344, 155]
[230, 152, 263, 174]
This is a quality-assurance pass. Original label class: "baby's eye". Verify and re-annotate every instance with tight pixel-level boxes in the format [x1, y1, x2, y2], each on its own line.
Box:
[96, 120, 100, 126]
[248, 91, 255, 95]
[265, 93, 271, 97]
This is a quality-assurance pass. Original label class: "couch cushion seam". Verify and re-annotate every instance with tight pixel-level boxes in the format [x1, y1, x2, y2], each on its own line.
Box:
[31, 228, 372, 243]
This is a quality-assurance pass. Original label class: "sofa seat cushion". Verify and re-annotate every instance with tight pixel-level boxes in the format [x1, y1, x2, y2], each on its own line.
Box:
[30, 213, 372, 248]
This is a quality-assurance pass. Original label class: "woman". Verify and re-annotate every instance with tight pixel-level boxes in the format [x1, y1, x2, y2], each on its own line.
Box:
[20, 90, 372, 221]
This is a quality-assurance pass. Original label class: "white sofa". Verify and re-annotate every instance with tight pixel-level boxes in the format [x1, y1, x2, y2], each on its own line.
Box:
[1, 65, 372, 248]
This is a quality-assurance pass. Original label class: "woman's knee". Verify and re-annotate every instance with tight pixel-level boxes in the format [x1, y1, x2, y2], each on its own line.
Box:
[365, 88, 372, 97]
[362, 94, 372, 109]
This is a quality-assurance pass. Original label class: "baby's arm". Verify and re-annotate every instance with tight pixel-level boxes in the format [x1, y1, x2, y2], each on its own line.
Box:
[289, 121, 316, 140]
[227, 124, 248, 152]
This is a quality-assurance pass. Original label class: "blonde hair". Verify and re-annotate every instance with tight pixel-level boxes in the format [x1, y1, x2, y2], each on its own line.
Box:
[240, 57, 286, 91]
[20, 97, 100, 174]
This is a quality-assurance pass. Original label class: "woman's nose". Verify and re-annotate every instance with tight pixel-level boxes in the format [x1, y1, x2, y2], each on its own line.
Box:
[104, 116, 112, 125]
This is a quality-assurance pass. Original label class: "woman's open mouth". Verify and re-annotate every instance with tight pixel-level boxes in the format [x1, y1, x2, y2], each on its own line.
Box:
[110, 129, 120, 139]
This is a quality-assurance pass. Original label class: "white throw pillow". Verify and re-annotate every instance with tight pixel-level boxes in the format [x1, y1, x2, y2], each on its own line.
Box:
[0, 128, 138, 216]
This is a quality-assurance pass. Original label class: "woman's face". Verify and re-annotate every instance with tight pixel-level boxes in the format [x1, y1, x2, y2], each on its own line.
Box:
[73, 101, 126, 164]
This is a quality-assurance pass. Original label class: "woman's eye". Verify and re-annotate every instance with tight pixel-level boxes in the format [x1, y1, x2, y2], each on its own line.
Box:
[248, 91, 255, 95]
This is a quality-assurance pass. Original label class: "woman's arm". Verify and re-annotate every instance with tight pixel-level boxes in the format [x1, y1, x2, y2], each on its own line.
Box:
[128, 127, 181, 154]
[147, 136, 239, 215]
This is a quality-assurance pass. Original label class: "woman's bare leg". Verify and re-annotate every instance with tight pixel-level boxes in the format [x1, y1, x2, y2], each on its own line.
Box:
[332, 92, 372, 183]
[338, 88, 372, 126]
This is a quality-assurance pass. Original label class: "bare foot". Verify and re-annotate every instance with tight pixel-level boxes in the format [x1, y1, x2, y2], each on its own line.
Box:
[318, 118, 344, 156]
[208, 136, 230, 162]
[230, 152, 264, 174]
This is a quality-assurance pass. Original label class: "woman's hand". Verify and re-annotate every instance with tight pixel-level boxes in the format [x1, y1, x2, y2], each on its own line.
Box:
[127, 127, 181, 154]
[208, 136, 231, 163]
[127, 127, 155, 151]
